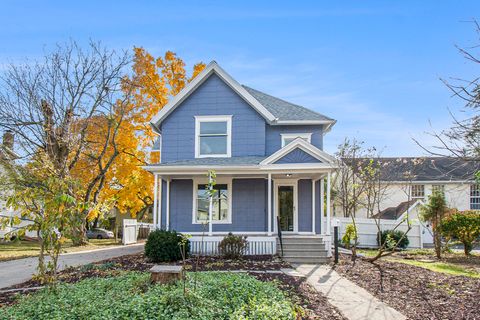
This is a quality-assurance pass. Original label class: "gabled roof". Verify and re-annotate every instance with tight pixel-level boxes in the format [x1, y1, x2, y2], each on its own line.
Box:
[243, 86, 335, 126]
[261, 138, 336, 165]
[150, 61, 336, 132]
[351, 157, 480, 182]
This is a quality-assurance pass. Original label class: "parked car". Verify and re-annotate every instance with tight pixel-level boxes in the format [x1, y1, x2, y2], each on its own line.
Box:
[86, 228, 114, 239]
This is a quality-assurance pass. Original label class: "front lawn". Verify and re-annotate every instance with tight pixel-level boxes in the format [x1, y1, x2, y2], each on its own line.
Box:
[1, 272, 299, 320]
[0, 239, 121, 261]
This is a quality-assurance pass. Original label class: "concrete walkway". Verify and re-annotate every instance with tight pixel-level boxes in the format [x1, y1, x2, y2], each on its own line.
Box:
[295, 264, 406, 320]
[0, 243, 144, 289]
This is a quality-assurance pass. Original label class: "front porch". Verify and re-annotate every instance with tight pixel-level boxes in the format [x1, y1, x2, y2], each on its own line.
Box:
[148, 168, 334, 258]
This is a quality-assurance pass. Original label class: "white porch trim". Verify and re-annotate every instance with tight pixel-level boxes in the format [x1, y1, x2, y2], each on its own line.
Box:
[166, 179, 170, 230]
[260, 138, 336, 165]
[153, 174, 158, 229]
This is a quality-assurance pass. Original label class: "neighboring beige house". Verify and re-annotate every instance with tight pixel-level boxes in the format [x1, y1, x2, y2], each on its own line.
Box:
[334, 157, 479, 220]
[332, 157, 479, 247]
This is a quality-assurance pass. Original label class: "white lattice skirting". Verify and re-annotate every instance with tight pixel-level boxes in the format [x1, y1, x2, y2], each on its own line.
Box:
[189, 236, 277, 255]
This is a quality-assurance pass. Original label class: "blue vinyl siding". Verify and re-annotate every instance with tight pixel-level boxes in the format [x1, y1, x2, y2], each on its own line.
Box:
[214, 178, 267, 232]
[298, 179, 313, 232]
[274, 148, 321, 164]
[160, 74, 265, 162]
[265, 125, 324, 156]
[163, 178, 320, 234]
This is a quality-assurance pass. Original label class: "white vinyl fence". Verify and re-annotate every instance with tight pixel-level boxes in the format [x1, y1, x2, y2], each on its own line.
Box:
[329, 217, 424, 249]
[122, 219, 138, 245]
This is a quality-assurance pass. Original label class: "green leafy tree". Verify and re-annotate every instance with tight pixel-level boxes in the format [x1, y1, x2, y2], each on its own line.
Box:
[0, 155, 86, 284]
[441, 210, 480, 255]
[420, 191, 448, 259]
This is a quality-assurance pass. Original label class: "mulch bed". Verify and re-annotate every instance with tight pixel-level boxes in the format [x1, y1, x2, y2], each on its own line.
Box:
[0, 253, 346, 319]
[334, 254, 480, 320]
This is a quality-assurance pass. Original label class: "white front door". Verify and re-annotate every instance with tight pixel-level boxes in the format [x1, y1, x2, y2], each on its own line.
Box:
[275, 181, 298, 233]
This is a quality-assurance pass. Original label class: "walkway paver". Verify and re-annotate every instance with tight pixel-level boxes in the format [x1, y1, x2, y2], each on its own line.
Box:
[295, 264, 406, 320]
[0, 243, 144, 289]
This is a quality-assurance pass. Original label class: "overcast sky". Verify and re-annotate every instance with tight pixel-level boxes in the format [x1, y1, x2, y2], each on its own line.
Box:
[1, 0, 479, 155]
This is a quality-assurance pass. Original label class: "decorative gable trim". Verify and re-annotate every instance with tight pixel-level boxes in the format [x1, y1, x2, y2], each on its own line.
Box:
[150, 61, 276, 132]
[273, 148, 321, 164]
[260, 138, 336, 165]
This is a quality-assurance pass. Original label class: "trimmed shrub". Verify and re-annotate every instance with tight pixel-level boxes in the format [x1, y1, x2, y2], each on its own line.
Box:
[218, 232, 248, 259]
[145, 229, 190, 262]
[441, 210, 480, 255]
[377, 229, 409, 250]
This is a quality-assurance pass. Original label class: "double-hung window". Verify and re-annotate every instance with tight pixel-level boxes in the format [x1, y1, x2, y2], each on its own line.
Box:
[195, 116, 232, 158]
[281, 133, 312, 147]
[194, 181, 231, 224]
[470, 184, 480, 210]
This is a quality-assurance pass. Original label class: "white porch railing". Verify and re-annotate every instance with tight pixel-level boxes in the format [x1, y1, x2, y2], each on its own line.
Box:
[189, 236, 276, 255]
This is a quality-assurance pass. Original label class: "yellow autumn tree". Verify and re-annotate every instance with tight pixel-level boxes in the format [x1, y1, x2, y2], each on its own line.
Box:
[73, 49, 205, 222]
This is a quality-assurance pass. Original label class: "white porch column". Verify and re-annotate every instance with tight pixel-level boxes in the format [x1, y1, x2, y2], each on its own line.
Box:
[153, 174, 158, 229]
[311, 179, 316, 234]
[320, 178, 324, 234]
[158, 177, 162, 229]
[166, 179, 170, 231]
[267, 173, 272, 236]
[326, 172, 331, 235]
[208, 178, 213, 236]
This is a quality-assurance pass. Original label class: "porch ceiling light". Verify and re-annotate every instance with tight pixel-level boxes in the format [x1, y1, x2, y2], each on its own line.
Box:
[285, 173, 292, 177]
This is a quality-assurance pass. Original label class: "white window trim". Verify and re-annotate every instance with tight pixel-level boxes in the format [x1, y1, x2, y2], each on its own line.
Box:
[192, 177, 233, 224]
[470, 184, 480, 210]
[411, 184, 425, 199]
[281, 133, 312, 147]
[194, 115, 232, 158]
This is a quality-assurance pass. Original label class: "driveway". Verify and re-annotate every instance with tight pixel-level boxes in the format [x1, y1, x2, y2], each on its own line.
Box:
[0, 243, 144, 289]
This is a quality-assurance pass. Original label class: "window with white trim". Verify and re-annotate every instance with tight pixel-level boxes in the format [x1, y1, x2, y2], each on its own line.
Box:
[411, 184, 425, 199]
[195, 116, 232, 158]
[470, 184, 480, 210]
[194, 182, 231, 223]
[281, 133, 312, 147]
[432, 184, 445, 196]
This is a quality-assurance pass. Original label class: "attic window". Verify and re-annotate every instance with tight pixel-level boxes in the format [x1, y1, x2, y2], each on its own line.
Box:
[281, 133, 312, 147]
[195, 116, 232, 158]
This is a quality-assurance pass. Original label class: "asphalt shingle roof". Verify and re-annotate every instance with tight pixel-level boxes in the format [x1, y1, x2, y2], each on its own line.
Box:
[149, 156, 266, 167]
[352, 157, 480, 182]
[243, 86, 334, 122]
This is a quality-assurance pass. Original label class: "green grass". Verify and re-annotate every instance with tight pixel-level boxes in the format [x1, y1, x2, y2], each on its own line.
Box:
[0, 272, 299, 320]
[0, 239, 121, 261]
[391, 259, 480, 278]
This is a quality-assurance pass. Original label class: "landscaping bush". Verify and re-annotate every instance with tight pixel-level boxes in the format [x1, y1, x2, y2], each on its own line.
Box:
[441, 210, 480, 255]
[341, 223, 358, 249]
[218, 232, 248, 259]
[1, 272, 298, 320]
[145, 229, 189, 262]
[377, 229, 409, 250]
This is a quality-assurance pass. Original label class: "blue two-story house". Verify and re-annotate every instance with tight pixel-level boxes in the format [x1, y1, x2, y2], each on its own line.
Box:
[145, 61, 336, 263]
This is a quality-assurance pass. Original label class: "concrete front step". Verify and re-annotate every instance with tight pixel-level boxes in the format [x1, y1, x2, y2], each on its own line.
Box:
[283, 256, 330, 264]
[279, 243, 326, 250]
[283, 250, 327, 258]
[277, 238, 324, 245]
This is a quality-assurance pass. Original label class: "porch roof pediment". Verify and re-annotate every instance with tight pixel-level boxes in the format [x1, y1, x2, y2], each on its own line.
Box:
[260, 138, 336, 166]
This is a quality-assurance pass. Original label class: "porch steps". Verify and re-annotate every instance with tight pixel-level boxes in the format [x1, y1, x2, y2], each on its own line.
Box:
[277, 237, 330, 264]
